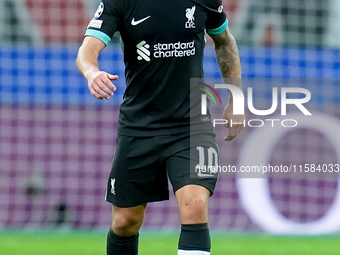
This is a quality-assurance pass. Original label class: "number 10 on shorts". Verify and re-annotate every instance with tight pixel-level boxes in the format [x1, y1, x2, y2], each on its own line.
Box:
[195, 146, 219, 177]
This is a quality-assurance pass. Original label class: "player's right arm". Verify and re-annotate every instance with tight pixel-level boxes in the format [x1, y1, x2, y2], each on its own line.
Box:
[76, 36, 117, 100]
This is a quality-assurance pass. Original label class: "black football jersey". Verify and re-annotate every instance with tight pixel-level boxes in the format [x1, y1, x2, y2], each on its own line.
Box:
[86, 0, 228, 136]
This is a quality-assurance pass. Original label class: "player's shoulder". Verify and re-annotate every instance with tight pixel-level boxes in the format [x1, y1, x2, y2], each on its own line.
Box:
[193, 0, 223, 12]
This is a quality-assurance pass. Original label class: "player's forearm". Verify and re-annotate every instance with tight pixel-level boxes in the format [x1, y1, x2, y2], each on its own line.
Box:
[212, 29, 242, 101]
[76, 37, 107, 80]
[76, 45, 101, 80]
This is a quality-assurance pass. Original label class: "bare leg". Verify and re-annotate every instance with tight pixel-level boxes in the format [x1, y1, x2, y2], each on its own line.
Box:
[175, 185, 211, 254]
[107, 204, 146, 255]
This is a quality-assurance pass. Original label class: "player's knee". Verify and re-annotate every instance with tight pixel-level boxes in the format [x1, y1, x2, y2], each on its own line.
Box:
[111, 204, 146, 236]
[113, 212, 142, 229]
[185, 197, 208, 213]
[112, 211, 143, 235]
[176, 185, 210, 223]
[180, 197, 208, 222]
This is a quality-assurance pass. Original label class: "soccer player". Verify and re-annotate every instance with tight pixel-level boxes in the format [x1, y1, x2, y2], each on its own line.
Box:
[76, 0, 244, 254]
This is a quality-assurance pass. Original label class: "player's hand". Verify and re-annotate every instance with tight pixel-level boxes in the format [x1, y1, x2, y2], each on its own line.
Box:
[223, 102, 245, 141]
[86, 70, 118, 100]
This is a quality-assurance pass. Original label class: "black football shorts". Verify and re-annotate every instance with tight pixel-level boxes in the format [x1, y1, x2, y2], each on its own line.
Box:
[105, 132, 219, 207]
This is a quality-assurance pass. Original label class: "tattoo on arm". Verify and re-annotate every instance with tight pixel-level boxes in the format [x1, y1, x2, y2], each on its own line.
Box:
[211, 29, 242, 101]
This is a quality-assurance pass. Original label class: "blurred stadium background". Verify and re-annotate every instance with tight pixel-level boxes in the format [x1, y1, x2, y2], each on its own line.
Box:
[1, 0, 340, 254]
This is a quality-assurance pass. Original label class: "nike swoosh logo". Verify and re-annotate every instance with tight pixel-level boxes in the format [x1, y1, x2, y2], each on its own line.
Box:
[131, 16, 151, 26]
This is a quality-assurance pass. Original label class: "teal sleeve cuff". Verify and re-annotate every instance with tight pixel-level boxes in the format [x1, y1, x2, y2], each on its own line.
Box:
[207, 19, 228, 35]
[85, 29, 111, 45]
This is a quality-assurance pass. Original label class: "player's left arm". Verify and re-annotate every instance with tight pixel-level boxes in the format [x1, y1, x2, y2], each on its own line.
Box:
[210, 28, 245, 141]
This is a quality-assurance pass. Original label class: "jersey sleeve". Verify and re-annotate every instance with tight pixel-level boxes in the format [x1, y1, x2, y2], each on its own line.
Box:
[205, 0, 228, 35]
[85, 0, 123, 46]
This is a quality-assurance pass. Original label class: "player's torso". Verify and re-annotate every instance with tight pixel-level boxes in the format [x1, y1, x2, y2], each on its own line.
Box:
[108, 0, 219, 135]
